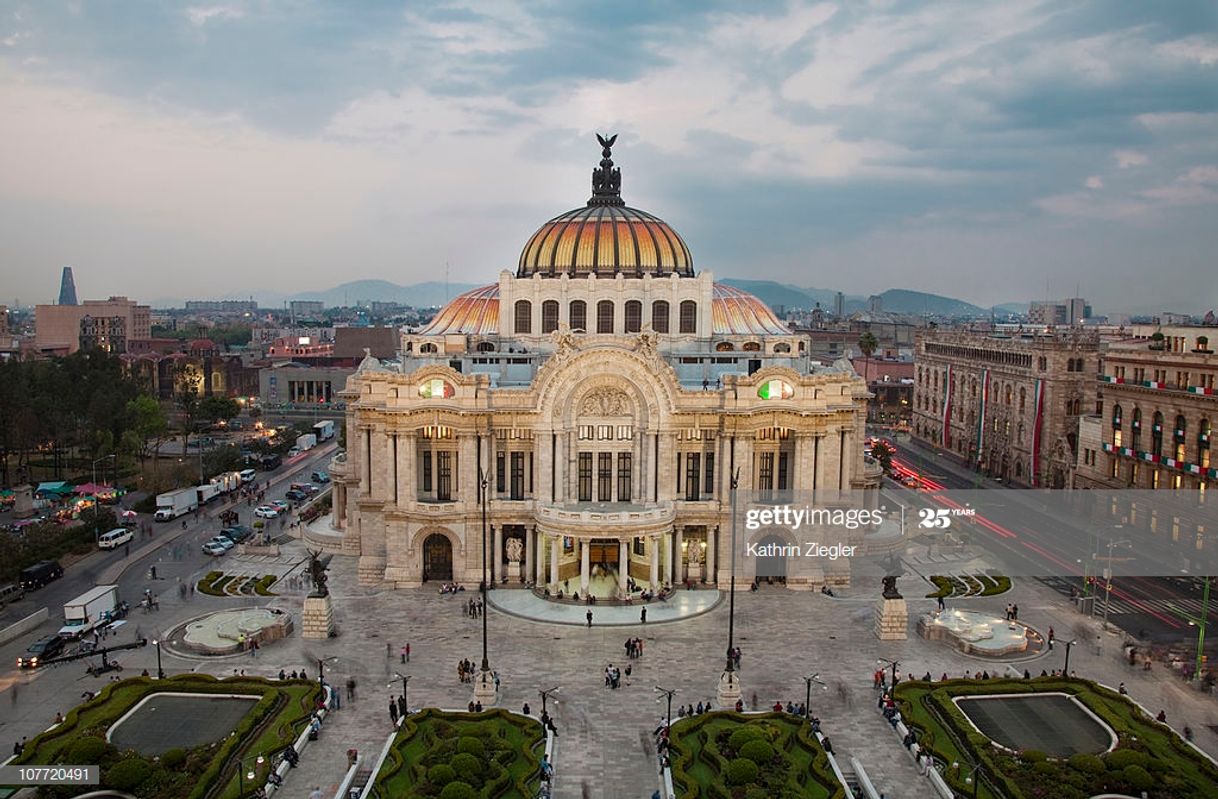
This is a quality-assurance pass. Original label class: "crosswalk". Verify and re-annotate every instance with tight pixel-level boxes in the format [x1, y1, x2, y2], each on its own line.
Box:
[1093, 594, 1217, 621]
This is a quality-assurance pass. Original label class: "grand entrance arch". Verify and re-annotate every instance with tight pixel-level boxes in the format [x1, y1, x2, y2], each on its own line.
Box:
[422, 534, 453, 582]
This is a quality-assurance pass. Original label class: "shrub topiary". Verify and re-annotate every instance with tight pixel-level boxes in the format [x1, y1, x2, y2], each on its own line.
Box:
[66, 736, 108, 765]
[106, 758, 152, 791]
[738, 739, 774, 765]
[1020, 749, 1047, 763]
[160, 747, 187, 770]
[1067, 753, 1105, 775]
[450, 752, 483, 780]
[438, 781, 478, 799]
[1105, 749, 1149, 770]
[456, 736, 486, 758]
[725, 757, 760, 786]
[1123, 764, 1154, 791]
[728, 727, 764, 753]
[428, 764, 457, 786]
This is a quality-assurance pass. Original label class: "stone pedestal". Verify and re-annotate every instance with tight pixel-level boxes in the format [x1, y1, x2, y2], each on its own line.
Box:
[685, 562, 702, 583]
[715, 668, 743, 710]
[874, 597, 908, 641]
[473, 668, 498, 707]
[507, 561, 522, 583]
[302, 595, 335, 640]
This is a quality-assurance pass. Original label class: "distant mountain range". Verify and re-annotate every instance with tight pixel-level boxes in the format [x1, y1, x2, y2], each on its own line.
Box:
[155, 278, 1041, 318]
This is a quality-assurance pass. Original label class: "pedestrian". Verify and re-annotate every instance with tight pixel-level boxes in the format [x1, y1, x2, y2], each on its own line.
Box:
[386, 642, 391, 658]
[936, 594, 945, 611]
[400, 645, 407, 664]
[347, 677, 356, 701]
[124, 543, 130, 558]
[389, 697, 399, 725]
[641, 607, 647, 623]
[1012, 604, 1019, 620]
[279, 669, 286, 680]
[405, 642, 410, 662]
[309, 787, 322, 799]
[1047, 627, 1054, 651]
[397, 694, 406, 718]
[587, 609, 593, 628]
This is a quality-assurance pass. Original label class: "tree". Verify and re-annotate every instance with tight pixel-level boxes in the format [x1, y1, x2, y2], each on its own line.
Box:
[126, 395, 169, 474]
[870, 440, 894, 474]
[171, 363, 203, 454]
[199, 396, 240, 425]
[858, 331, 879, 419]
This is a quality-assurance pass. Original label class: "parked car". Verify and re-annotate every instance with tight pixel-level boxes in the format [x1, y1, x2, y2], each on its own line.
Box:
[239, 468, 257, 483]
[254, 505, 279, 519]
[97, 527, 134, 550]
[311, 471, 330, 483]
[221, 525, 255, 543]
[285, 489, 307, 502]
[287, 447, 301, 458]
[0, 582, 25, 607]
[302, 484, 321, 496]
[202, 540, 230, 556]
[19, 560, 64, 591]
[18, 635, 65, 668]
[270, 500, 290, 513]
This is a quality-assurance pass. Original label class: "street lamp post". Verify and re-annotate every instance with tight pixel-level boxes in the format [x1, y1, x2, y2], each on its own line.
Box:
[151, 638, 164, 679]
[538, 686, 560, 716]
[803, 673, 826, 720]
[877, 657, 899, 688]
[1165, 576, 1212, 683]
[1102, 538, 1132, 633]
[655, 686, 677, 732]
[1064, 639, 1077, 676]
[717, 469, 742, 708]
[91, 454, 115, 540]
[952, 761, 981, 799]
[235, 753, 265, 799]
[390, 673, 411, 715]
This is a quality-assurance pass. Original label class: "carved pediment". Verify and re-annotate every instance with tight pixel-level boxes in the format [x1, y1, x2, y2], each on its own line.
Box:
[580, 387, 631, 416]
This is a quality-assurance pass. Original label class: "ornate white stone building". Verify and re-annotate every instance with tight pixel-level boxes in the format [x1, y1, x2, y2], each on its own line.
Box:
[330, 137, 881, 595]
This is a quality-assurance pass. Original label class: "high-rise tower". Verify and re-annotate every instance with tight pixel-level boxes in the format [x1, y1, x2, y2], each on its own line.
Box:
[57, 266, 78, 306]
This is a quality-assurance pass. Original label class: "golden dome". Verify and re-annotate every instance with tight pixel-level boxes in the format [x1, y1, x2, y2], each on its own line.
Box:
[517, 134, 694, 278]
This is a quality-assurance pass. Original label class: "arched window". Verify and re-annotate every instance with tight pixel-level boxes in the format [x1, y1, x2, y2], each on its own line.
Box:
[514, 300, 532, 335]
[773, 343, 791, 353]
[1005, 385, 1012, 405]
[1015, 461, 1024, 479]
[679, 300, 697, 334]
[597, 300, 615, 334]
[742, 341, 761, 352]
[1018, 422, 1025, 444]
[651, 300, 670, 333]
[1200, 419, 1211, 469]
[1131, 408, 1142, 449]
[476, 341, 496, 353]
[715, 342, 735, 352]
[624, 300, 642, 333]
[541, 300, 559, 334]
[1151, 411, 1164, 457]
[1175, 415, 1187, 461]
[569, 300, 587, 331]
[419, 342, 438, 354]
[1019, 386, 1026, 411]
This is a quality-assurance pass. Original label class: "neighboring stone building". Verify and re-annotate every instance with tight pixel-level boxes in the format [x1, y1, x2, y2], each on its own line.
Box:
[332, 138, 881, 594]
[259, 362, 354, 409]
[912, 330, 1100, 487]
[34, 296, 151, 355]
[1074, 339, 1216, 491]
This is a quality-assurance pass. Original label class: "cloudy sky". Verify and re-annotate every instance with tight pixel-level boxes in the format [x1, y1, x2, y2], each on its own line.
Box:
[1, 1, 1216, 313]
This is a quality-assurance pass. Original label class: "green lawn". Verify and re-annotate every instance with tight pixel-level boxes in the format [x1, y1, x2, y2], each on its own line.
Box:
[9, 674, 321, 799]
[668, 712, 846, 799]
[370, 708, 546, 799]
[895, 677, 1218, 799]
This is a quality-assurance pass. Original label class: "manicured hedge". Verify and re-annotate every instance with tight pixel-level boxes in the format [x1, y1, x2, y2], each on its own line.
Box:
[894, 677, 1218, 799]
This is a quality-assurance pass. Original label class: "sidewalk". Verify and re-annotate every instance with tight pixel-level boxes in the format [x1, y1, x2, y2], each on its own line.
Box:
[277, 688, 390, 799]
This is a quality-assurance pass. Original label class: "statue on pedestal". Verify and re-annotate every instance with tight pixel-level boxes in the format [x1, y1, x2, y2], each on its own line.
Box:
[505, 538, 523, 564]
[882, 575, 902, 600]
[307, 550, 332, 598]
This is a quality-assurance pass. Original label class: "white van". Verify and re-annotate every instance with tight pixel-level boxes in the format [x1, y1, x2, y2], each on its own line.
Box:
[98, 528, 134, 550]
[240, 469, 257, 484]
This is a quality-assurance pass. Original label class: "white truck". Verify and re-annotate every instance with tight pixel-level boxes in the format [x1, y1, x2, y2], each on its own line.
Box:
[210, 471, 243, 494]
[154, 488, 198, 521]
[196, 483, 220, 504]
[296, 432, 318, 451]
[314, 420, 335, 441]
[59, 585, 119, 639]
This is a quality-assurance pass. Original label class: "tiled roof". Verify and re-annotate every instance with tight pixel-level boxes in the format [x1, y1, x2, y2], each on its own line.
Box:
[518, 206, 693, 278]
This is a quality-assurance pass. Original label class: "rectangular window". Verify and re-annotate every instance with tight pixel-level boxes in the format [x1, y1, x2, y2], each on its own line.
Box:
[1110, 458, 1119, 478]
[542, 301, 559, 334]
[510, 452, 525, 500]
[1113, 430, 1122, 448]
[528, 452, 534, 494]
[496, 451, 506, 493]
[704, 452, 715, 496]
[758, 452, 774, 491]
[597, 301, 614, 334]
[578, 453, 593, 502]
[679, 300, 697, 334]
[616, 425, 633, 440]
[598, 452, 613, 501]
[579, 425, 594, 440]
[597, 425, 613, 440]
[436, 451, 452, 501]
[624, 301, 642, 333]
[685, 452, 701, 501]
[570, 301, 587, 332]
[633, 537, 645, 556]
[422, 452, 433, 493]
[617, 453, 632, 503]
[778, 452, 790, 491]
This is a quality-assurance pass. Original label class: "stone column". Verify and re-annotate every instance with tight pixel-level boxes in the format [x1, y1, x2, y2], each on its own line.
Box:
[460, 434, 478, 502]
[814, 433, 828, 498]
[823, 427, 843, 498]
[550, 534, 560, 591]
[736, 435, 754, 492]
[649, 536, 660, 587]
[535, 530, 546, 585]
[525, 526, 535, 583]
[618, 540, 629, 595]
[397, 432, 415, 509]
[580, 539, 591, 595]
[674, 527, 685, 584]
[665, 531, 675, 585]
[492, 524, 502, 584]
[707, 524, 717, 584]
[840, 428, 855, 491]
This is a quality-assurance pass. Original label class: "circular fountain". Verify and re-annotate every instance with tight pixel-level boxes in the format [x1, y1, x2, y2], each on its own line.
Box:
[917, 608, 1040, 658]
[171, 607, 293, 656]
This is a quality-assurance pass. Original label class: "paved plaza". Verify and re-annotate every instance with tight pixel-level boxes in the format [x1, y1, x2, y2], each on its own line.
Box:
[6, 529, 1218, 799]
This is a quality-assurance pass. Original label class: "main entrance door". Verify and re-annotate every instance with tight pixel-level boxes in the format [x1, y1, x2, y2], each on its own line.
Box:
[755, 534, 788, 581]
[422, 534, 453, 582]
